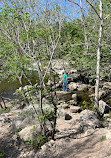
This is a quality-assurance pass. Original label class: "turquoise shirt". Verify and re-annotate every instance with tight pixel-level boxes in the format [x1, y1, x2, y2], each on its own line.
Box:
[63, 74, 67, 82]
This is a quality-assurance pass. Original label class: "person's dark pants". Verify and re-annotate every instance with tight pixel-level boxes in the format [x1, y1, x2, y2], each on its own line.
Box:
[63, 82, 68, 91]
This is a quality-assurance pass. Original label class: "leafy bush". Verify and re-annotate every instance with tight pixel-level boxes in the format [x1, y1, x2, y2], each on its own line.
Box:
[24, 134, 46, 149]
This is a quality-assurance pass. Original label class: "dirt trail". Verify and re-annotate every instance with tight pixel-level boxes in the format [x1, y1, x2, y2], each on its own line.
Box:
[36, 128, 111, 158]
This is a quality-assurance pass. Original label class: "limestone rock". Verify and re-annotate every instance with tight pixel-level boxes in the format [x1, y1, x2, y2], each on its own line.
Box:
[99, 100, 111, 114]
[18, 125, 41, 141]
[69, 82, 78, 91]
[48, 140, 55, 146]
[12, 116, 24, 130]
[72, 94, 77, 101]
[79, 110, 102, 129]
[104, 114, 110, 118]
[18, 126, 34, 141]
[58, 108, 67, 115]
[69, 82, 88, 91]
[67, 100, 77, 105]
[70, 106, 81, 113]
[77, 84, 88, 91]
[62, 103, 69, 109]
[103, 82, 111, 89]
[70, 69, 77, 74]
[99, 90, 106, 98]
[41, 144, 48, 152]
[12, 105, 40, 131]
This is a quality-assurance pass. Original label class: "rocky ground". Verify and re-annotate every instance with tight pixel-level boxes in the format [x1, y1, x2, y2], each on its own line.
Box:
[0, 105, 111, 158]
[0, 60, 111, 158]
[0, 107, 35, 158]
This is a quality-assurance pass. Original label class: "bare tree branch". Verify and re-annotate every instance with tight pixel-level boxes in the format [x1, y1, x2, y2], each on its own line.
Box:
[86, 0, 101, 20]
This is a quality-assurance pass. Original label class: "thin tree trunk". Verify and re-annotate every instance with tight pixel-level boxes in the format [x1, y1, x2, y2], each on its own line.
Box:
[52, 73, 57, 140]
[80, 0, 89, 55]
[95, 0, 103, 108]
[39, 81, 46, 136]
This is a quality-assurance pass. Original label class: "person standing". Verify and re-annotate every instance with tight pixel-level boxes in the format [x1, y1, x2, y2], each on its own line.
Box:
[63, 71, 68, 91]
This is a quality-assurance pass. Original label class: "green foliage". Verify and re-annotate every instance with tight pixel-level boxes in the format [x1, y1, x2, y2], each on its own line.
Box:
[0, 0, 111, 85]
[45, 108, 55, 121]
[24, 134, 46, 149]
[19, 108, 35, 118]
[102, 116, 108, 121]
[0, 107, 10, 114]
[102, 135, 106, 140]
[109, 113, 111, 118]
[82, 100, 95, 110]
[37, 113, 45, 125]
[36, 108, 55, 124]
[14, 84, 39, 105]
[13, 127, 21, 134]
[0, 150, 4, 158]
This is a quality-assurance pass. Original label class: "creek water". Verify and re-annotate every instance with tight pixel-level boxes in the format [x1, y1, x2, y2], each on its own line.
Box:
[0, 72, 39, 100]
[0, 79, 20, 99]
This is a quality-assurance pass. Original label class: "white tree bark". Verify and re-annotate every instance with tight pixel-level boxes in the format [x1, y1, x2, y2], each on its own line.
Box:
[95, 0, 103, 107]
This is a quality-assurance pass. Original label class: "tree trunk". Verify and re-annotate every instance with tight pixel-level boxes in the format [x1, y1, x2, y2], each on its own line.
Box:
[52, 74, 57, 140]
[95, 0, 103, 108]
[80, 0, 89, 55]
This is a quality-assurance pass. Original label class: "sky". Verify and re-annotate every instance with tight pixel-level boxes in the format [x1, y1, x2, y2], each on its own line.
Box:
[43, 0, 81, 19]
[0, 0, 89, 20]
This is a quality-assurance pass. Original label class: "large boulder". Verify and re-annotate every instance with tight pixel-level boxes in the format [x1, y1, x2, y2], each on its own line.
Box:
[89, 89, 110, 100]
[99, 90, 106, 99]
[99, 89, 111, 99]
[78, 110, 103, 130]
[68, 82, 88, 91]
[68, 82, 78, 91]
[12, 105, 40, 131]
[18, 125, 41, 141]
[99, 100, 111, 114]
[70, 106, 81, 113]
[77, 84, 88, 91]
[103, 82, 111, 89]
[12, 116, 25, 130]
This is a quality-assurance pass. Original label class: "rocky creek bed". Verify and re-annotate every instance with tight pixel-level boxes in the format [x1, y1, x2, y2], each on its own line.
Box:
[0, 103, 111, 158]
[0, 61, 111, 158]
